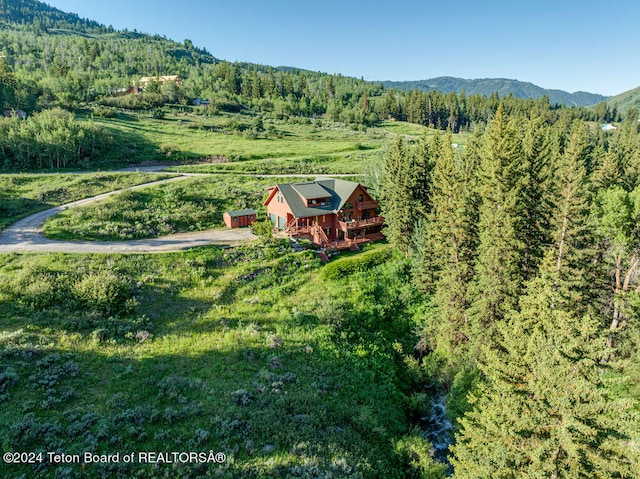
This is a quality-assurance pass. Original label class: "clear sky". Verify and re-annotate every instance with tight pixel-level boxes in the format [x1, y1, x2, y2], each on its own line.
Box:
[44, 0, 640, 96]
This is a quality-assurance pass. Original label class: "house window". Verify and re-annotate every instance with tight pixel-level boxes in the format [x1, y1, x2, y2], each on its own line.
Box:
[233, 217, 238, 222]
[358, 194, 364, 202]
[249, 215, 254, 219]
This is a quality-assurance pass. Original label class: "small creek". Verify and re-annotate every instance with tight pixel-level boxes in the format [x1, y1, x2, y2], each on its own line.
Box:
[422, 389, 453, 470]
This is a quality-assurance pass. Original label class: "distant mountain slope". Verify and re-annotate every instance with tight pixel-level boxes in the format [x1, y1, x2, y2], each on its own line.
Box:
[0, 0, 104, 32]
[381, 76, 607, 107]
[0, 0, 218, 84]
[606, 85, 640, 113]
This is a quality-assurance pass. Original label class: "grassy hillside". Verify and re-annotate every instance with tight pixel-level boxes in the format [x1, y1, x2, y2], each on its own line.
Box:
[606, 84, 640, 113]
[82, 110, 464, 174]
[92, 112, 384, 173]
[0, 244, 444, 478]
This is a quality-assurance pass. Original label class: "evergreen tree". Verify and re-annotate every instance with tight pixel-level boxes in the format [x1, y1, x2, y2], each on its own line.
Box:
[467, 105, 524, 339]
[411, 132, 435, 218]
[416, 132, 478, 357]
[451, 257, 638, 478]
[550, 120, 592, 310]
[518, 115, 556, 279]
[380, 137, 415, 253]
[594, 111, 640, 191]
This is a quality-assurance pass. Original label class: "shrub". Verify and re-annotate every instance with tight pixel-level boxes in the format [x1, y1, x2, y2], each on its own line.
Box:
[91, 106, 115, 118]
[252, 218, 274, 243]
[72, 270, 133, 316]
[0, 367, 19, 402]
[21, 274, 60, 309]
[395, 429, 447, 479]
[230, 389, 253, 406]
[322, 248, 391, 280]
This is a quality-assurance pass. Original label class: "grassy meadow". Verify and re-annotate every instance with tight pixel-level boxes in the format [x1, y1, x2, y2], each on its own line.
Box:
[0, 243, 444, 478]
[89, 110, 466, 175]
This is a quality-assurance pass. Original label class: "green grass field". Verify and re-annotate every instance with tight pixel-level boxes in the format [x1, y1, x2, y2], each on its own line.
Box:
[0, 243, 443, 478]
[89, 111, 466, 175]
[94, 113, 384, 170]
[0, 172, 175, 231]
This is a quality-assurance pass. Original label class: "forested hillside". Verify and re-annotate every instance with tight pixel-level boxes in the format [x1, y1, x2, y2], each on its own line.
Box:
[607, 84, 640, 114]
[0, 0, 625, 172]
[0, 0, 104, 33]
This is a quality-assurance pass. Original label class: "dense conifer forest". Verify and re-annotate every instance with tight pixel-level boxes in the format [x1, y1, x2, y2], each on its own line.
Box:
[380, 105, 640, 476]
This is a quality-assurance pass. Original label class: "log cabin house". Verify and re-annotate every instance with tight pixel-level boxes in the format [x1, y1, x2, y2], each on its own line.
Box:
[264, 178, 384, 250]
[139, 75, 182, 88]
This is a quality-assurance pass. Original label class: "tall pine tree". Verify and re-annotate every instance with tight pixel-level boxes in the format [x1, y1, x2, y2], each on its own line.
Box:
[415, 131, 478, 357]
[550, 120, 593, 311]
[380, 136, 416, 253]
[451, 257, 638, 478]
[467, 105, 525, 341]
[518, 114, 556, 279]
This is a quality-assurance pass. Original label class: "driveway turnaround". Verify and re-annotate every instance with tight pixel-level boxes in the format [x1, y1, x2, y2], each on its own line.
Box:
[0, 176, 257, 254]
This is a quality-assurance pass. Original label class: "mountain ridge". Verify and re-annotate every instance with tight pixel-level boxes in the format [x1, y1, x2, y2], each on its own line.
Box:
[380, 76, 608, 107]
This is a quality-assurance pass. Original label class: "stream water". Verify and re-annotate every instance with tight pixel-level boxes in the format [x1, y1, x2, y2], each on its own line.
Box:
[422, 390, 453, 469]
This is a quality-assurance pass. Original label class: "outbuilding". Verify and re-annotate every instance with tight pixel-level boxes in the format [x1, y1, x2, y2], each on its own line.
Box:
[223, 209, 257, 228]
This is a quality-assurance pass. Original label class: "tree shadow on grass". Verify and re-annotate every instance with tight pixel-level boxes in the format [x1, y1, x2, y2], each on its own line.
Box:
[93, 117, 171, 168]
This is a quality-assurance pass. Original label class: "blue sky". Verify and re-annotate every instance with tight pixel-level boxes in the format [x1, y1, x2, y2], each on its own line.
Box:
[45, 0, 640, 96]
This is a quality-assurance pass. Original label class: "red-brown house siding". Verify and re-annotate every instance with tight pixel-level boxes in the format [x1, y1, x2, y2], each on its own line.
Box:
[341, 185, 377, 221]
[264, 188, 293, 229]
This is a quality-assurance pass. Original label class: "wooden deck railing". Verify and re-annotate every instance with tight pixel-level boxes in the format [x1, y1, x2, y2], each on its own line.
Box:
[338, 216, 384, 231]
[356, 200, 379, 210]
[311, 224, 330, 246]
[324, 232, 385, 251]
[285, 217, 298, 231]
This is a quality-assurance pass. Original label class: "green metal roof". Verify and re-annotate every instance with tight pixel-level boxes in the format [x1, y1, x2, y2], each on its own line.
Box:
[226, 208, 257, 217]
[277, 178, 360, 218]
[291, 182, 331, 199]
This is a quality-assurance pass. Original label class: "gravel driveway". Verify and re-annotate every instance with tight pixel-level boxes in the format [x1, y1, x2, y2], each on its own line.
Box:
[0, 176, 257, 253]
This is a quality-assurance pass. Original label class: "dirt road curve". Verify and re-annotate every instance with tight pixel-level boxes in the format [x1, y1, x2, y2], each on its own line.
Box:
[0, 176, 257, 254]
